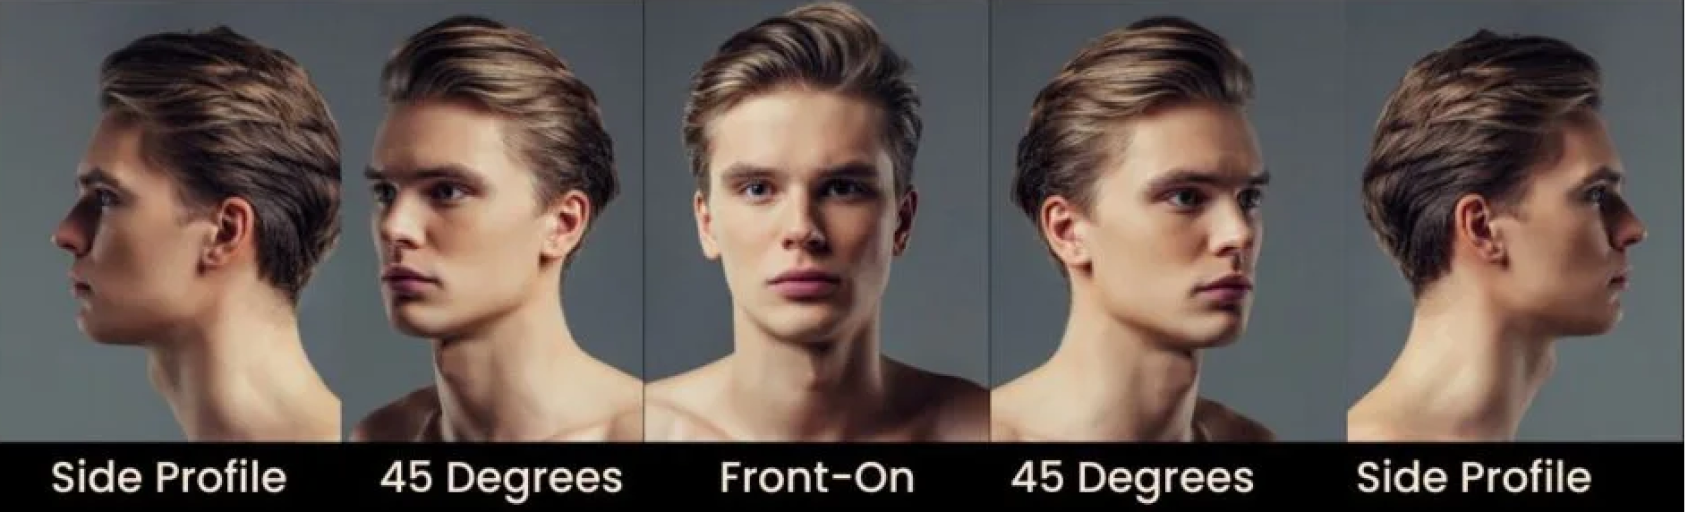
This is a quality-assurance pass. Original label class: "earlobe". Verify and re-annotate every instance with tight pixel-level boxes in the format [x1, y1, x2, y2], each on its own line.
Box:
[694, 190, 719, 260]
[1041, 196, 1089, 269]
[893, 189, 918, 256]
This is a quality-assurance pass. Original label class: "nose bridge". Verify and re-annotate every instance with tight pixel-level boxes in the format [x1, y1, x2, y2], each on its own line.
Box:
[1211, 198, 1256, 253]
[376, 192, 419, 246]
[780, 189, 821, 245]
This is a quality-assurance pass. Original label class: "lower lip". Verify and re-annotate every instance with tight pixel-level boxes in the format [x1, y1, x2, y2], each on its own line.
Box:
[770, 279, 839, 300]
[1197, 286, 1250, 304]
[384, 278, 436, 296]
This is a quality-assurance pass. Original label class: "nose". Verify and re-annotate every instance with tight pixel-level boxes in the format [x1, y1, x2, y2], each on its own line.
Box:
[778, 193, 827, 253]
[1611, 205, 1646, 251]
[1211, 201, 1259, 260]
[51, 209, 88, 256]
[375, 193, 423, 254]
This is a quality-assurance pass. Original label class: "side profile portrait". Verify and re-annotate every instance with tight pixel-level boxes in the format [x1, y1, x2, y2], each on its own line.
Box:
[1347, 30, 1646, 441]
[991, 16, 1274, 442]
[644, 1, 988, 442]
[52, 27, 343, 441]
[353, 15, 641, 442]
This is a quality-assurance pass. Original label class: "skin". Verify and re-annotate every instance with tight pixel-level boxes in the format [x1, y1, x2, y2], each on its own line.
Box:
[352, 99, 641, 442]
[646, 87, 987, 442]
[1348, 112, 1646, 441]
[53, 112, 340, 441]
[992, 101, 1274, 442]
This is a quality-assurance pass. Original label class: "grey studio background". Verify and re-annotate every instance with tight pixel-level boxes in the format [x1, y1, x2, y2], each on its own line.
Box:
[0, 1, 645, 440]
[988, 1, 1349, 441]
[1344, 0, 1683, 441]
[642, 0, 991, 385]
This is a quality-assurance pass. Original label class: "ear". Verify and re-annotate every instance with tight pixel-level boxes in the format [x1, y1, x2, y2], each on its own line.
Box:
[1453, 194, 1506, 265]
[541, 190, 591, 262]
[694, 190, 720, 260]
[1041, 195, 1091, 271]
[892, 188, 918, 256]
[202, 197, 254, 271]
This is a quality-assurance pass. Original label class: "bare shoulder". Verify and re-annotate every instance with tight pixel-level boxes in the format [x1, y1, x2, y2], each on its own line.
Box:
[351, 386, 438, 442]
[1194, 397, 1274, 442]
[893, 362, 989, 442]
[644, 362, 733, 441]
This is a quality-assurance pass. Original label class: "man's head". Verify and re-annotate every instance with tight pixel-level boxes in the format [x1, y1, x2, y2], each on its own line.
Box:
[683, 2, 920, 343]
[368, 15, 616, 339]
[53, 27, 341, 344]
[1364, 30, 1645, 336]
[1014, 16, 1265, 348]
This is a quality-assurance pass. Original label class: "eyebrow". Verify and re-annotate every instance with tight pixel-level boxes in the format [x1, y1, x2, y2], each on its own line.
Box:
[717, 161, 883, 182]
[364, 164, 487, 187]
[1145, 168, 1271, 191]
[1576, 165, 1624, 188]
[76, 166, 123, 191]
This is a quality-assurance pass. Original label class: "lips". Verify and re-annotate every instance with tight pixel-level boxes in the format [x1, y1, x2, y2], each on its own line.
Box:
[768, 269, 841, 301]
[382, 266, 438, 297]
[1194, 274, 1253, 306]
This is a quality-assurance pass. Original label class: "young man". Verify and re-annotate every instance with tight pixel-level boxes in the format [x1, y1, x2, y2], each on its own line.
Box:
[645, 2, 987, 442]
[991, 17, 1274, 442]
[1348, 31, 1646, 441]
[53, 27, 342, 441]
[352, 16, 640, 442]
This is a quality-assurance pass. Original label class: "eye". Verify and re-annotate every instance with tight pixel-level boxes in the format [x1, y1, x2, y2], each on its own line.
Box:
[1238, 187, 1265, 210]
[821, 180, 870, 198]
[1586, 185, 1608, 204]
[1165, 188, 1206, 209]
[428, 182, 468, 203]
[94, 189, 119, 209]
[738, 180, 773, 198]
[371, 183, 396, 205]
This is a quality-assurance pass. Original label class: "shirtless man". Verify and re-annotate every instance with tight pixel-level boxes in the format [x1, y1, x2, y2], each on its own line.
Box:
[1348, 31, 1646, 441]
[991, 17, 1273, 442]
[52, 27, 342, 441]
[352, 15, 641, 442]
[646, 2, 987, 442]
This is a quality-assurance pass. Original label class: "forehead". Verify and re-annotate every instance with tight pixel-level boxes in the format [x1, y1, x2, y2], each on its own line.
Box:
[704, 88, 892, 179]
[79, 112, 165, 184]
[371, 99, 523, 179]
[1102, 102, 1262, 184]
[1529, 112, 1620, 187]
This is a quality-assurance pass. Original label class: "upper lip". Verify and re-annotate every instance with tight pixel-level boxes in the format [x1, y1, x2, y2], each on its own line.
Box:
[1195, 273, 1253, 292]
[768, 268, 841, 284]
[381, 266, 436, 283]
[69, 272, 89, 290]
[1612, 267, 1630, 284]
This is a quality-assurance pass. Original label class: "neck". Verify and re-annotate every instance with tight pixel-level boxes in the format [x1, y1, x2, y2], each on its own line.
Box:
[726, 307, 888, 441]
[431, 283, 587, 442]
[1371, 282, 1556, 440]
[148, 283, 338, 441]
[1035, 281, 1203, 442]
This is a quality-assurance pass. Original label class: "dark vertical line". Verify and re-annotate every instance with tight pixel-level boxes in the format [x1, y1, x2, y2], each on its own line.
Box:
[983, 0, 994, 441]
[638, 0, 649, 442]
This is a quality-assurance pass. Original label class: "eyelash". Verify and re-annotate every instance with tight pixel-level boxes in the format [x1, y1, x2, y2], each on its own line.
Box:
[735, 179, 874, 200]
[1162, 187, 1264, 211]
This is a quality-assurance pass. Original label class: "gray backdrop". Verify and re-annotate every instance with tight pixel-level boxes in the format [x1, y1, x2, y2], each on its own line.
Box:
[0, 0, 1678, 442]
[1344, 0, 1683, 441]
[988, 1, 1350, 441]
[0, 1, 645, 440]
[641, 0, 992, 386]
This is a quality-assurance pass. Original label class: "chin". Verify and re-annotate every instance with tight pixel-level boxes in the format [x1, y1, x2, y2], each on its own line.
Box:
[386, 302, 460, 339]
[76, 316, 155, 346]
[755, 304, 850, 342]
[1172, 314, 1247, 349]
